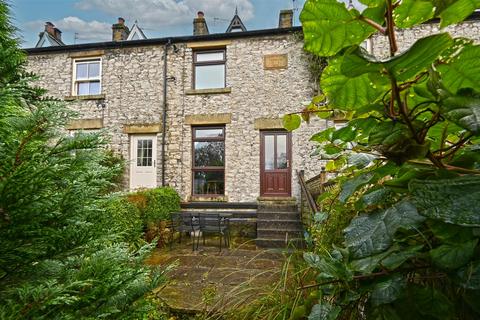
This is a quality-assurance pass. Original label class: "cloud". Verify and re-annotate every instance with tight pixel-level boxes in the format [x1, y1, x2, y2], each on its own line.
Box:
[25, 17, 111, 42]
[74, 0, 255, 29]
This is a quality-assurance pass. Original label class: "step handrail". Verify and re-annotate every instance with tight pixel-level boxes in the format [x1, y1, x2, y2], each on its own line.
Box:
[297, 170, 319, 216]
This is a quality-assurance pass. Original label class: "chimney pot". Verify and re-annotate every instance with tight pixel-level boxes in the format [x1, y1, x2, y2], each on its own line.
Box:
[279, 9, 293, 28]
[112, 17, 130, 41]
[193, 11, 209, 36]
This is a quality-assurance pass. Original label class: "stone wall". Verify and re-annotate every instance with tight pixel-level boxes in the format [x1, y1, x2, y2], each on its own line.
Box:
[371, 18, 480, 58]
[28, 46, 166, 188]
[26, 32, 326, 203]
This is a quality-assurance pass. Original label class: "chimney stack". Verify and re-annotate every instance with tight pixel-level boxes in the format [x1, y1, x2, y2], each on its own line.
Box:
[278, 9, 293, 28]
[44, 22, 62, 41]
[112, 17, 130, 41]
[193, 11, 209, 36]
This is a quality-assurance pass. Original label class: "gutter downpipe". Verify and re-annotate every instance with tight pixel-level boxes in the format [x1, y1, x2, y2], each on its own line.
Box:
[161, 39, 172, 187]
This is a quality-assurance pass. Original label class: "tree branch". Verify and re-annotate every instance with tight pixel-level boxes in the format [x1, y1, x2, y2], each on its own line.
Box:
[359, 16, 386, 34]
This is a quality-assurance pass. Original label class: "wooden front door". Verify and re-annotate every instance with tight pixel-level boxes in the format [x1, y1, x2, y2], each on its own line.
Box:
[260, 131, 292, 197]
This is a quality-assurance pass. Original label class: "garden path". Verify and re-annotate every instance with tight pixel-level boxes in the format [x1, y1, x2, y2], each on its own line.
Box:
[146, 237, 285, 315]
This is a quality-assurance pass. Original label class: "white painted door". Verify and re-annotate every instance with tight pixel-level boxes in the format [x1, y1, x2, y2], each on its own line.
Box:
[130, 135, 157, 189]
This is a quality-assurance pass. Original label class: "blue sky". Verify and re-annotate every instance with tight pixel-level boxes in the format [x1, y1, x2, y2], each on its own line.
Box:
[10, 0, 316, 48]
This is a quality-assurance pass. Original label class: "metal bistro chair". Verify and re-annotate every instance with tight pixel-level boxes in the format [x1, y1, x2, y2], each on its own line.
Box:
[198, 213, 230, 252]
[169, 212, 200, 251]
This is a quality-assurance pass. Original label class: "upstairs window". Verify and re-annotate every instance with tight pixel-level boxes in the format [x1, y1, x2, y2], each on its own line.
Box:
[73, 58, 101, 96]
[193, 50, 226, 90]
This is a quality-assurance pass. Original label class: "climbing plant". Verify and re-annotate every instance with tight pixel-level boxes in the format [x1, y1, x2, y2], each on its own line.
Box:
[284, 0, 480, 319]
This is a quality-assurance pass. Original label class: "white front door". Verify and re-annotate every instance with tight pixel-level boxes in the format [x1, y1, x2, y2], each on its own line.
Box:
[130, 135, 157, 189]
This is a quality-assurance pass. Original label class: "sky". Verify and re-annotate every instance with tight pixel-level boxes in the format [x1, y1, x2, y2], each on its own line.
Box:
[10, 0, 359, 48]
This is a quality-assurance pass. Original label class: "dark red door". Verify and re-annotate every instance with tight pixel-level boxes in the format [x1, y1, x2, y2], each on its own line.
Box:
[260, 131, 292, 197]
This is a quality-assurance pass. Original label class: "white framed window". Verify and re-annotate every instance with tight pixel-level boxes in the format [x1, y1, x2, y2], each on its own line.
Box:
[72, 58, 102, 96]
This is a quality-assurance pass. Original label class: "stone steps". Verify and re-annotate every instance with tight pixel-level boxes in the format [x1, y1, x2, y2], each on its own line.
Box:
[255, 199, 305, 249]
[255, 238, 305, 249]
[257, 228, 304, 239]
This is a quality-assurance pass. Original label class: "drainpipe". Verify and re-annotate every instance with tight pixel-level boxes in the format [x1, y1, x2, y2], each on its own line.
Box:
[161, 39, 172, 186]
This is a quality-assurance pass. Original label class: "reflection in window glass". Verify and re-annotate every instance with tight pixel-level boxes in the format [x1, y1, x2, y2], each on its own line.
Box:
[88, 62, 100, 77]
[193, 171, 224, 195]
[195, 128, 224, 138]
[194, 141, 224, 167]
[196, 52, 224, 62]
[265, 135, 274, 170]
[192, 126, 225, 195]
[195, 65, 225, 90]
[76, 63, 88, 79]
[277, 135, 287, 169]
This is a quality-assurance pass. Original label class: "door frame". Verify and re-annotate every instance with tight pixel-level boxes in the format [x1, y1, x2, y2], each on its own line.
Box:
[129, 134, 158, 190]
[260, 130, 292, 197]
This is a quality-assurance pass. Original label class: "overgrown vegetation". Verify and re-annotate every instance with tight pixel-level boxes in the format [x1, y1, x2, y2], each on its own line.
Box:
[0, 2, 174, 318]
[283, 0, 480, 319]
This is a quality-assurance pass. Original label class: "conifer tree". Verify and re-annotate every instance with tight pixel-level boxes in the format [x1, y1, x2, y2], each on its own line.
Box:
[0, 2, 166, 318]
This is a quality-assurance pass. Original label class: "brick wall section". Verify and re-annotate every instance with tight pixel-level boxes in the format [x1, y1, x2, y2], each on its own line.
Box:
[26, 33, 326, 202]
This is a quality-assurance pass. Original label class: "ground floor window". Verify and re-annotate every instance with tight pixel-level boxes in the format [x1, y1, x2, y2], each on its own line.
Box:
[192, 126, 225, 195]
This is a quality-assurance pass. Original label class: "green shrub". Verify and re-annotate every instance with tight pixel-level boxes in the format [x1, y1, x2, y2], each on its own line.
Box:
[99, 195, 144, 248]
[129, 187, 180, 225]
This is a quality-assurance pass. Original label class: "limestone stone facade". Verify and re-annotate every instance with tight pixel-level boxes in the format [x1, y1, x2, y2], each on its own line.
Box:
[26, 29, 325, 203]
[25, 15, 480, 203]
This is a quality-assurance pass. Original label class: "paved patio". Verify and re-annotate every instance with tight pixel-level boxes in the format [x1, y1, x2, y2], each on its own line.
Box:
[146, 236, 286, 314]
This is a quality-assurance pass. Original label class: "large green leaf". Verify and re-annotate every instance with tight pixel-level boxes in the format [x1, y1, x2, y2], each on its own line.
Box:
[301, 0, 375, 57]
[455, 260, 480, 289]
[434, 0, 480, 28]
[309, 302, 341, 320]
[386, 33, 453, 82]
[441, 94, 480, 133]
[381, 245, 424, 270]
[393, 0, 435, 28]
[370, 275, 406, 306]
[407, 285, 455, 319]
[410, 175, 480, 226]
[341, 34, 453, 82]
[345, 200, 425, 258]
[430, 239, 478, 269]
[438, 45, 480, 93]
[322, 56, 385, 109]
[339, 172, 375, 203]
[283, 114, 301, 131]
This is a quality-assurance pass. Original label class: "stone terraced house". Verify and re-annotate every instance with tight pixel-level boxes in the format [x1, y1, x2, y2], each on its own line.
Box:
[25, 10, 480, 247]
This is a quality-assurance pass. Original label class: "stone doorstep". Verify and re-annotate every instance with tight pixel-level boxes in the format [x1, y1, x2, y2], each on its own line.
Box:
[255, 238, 305, 249]
[257, 219, 303, 229]
[256, 228, 304, 239]
[256, 211, 300, 220]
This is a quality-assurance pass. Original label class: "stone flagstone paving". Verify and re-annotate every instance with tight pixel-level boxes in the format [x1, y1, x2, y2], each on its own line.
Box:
[146, 237, 286, 314]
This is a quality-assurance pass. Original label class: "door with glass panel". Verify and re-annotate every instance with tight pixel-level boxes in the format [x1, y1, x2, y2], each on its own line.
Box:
[130, 135, 157, 189]
[260, 131, 291, 197]
[192, 127, 225, 196]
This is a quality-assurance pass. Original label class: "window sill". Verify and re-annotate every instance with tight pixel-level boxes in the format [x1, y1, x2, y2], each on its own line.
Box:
[186, 87, 231, 95]
[188, 195, 228, 202]
[64, 94, 106, 101]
